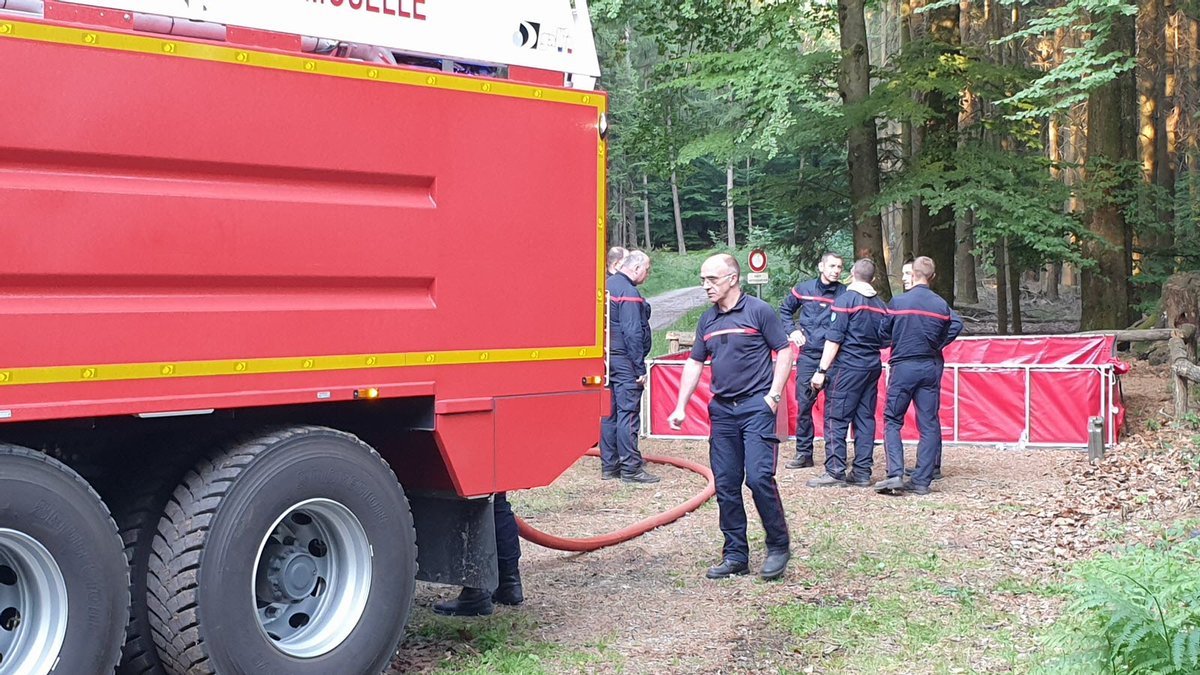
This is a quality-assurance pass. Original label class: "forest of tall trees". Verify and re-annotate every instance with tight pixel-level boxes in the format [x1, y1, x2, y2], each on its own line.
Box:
[593, 0, 1200, 330]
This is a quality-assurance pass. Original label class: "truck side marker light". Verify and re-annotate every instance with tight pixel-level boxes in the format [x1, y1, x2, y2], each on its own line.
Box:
[582, 375, 603, 386]
[352, 388, 379, 400]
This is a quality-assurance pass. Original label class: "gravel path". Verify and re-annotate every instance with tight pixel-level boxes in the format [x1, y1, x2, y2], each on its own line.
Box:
[647, 287, 709, 330]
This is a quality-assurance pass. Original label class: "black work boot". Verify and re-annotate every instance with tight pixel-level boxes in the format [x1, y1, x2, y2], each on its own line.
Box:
[492, 570, 524, 606]
[432, 587, 494, 616]
[785, 455, 814, 469]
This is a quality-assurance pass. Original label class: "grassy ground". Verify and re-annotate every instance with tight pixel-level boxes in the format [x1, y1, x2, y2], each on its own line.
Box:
[649, 305, 706, 357]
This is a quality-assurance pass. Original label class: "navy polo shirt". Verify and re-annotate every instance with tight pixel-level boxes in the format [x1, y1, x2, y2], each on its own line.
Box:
[778, 278, 846, 356]
[825, 289, 887, 370]
[690, 293, 790, 399]
[881, 285, 964, 363]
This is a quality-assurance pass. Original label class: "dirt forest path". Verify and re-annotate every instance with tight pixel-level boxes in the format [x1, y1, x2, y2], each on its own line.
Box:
[647, 287, 708, 330]
[391, 361, 1194, 674]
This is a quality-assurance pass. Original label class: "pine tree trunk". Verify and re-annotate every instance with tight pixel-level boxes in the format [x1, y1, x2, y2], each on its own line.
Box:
[839, 0, 891, 299]
[1081, 10, 1135, 330]
[1007, 238, 1023, 334]
[670, 168, 685, 254]
[994, 241, 1008, 335]
[642, 174, 652, 251]
[917, 0, 960, 303]
[726, 160, 736, 248]
[745, 158, 754, 232]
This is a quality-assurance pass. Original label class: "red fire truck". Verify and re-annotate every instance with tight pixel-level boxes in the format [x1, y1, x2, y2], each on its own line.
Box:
[0, 1, 606, 672]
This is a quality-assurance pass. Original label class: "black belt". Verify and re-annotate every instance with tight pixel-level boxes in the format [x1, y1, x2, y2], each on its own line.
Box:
[713, 391, 767, 406]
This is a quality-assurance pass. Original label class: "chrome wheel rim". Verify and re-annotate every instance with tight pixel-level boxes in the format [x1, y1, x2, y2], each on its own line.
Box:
[0, 528, 69, 675]
[252, 499, 372, 658]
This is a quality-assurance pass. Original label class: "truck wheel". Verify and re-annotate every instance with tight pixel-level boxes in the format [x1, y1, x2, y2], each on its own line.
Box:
[108, 448, 206, 675]
[148, 427, 416, 675]
[0, 444, 128, 675]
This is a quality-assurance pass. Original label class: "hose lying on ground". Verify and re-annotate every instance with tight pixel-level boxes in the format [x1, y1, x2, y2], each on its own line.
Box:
[514, 448, 715, 552]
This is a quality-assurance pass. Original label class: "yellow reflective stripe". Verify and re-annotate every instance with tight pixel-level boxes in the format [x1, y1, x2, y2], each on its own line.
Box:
[0, 19, 606, 109]
[0, 346, 605, 387]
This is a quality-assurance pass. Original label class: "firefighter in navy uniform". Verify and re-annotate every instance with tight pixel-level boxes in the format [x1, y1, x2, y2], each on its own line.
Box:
[777, 252, 846, 469]
[600, 250, 659, 483]
[806, 259, 888, 488]
[668, 254, 793, 581]
[874, 256, 963, 496]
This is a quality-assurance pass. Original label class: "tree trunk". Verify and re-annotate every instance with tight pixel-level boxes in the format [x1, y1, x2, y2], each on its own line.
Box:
[642, 173, 651, 250]
[726, 160, 736, 248]
[1163, 272, 1200, 328]
[994, 241, 1008, 335]
[669, 168, 685, 254]
[899, 0, 915, 265]
[838, 0, 891, 299]
[956, 212, 979, 303]
[745, 158, 754, 232]
[917, 0, 960, 303]
[1007, 238, 1023, 334]
[1080, 10, 1135, 330]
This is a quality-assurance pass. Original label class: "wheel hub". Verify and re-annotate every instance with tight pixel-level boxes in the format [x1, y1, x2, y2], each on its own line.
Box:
[257, 543, 319, 603]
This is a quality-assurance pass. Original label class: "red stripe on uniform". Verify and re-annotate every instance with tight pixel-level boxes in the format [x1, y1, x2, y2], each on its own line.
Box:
[888, 308, 950, 320]
[610, 296, 645, 303]
[790, 289, 826, 302]
[831, 304, 888, 315]
[703, 327, 760, 341]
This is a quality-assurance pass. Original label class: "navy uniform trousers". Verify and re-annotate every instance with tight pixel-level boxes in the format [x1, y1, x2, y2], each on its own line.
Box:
[708, 395, 790, 565]
[494, 493, 521, 580]
[792, 351, 824, 461]
[599, 355, 645, 475]
[883, 358, 943, 488]
[822, 365, 882, 481]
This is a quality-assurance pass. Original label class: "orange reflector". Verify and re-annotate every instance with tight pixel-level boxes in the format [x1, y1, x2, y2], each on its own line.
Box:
[581, 375, 604, 386]
[354, 387, 380, 399]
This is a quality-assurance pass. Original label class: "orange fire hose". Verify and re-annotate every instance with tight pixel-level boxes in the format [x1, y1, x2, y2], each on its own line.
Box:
[514, 448, 716, 552]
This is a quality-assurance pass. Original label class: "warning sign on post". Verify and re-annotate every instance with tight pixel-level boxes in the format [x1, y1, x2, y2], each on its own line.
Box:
[748, 249, 768, 273]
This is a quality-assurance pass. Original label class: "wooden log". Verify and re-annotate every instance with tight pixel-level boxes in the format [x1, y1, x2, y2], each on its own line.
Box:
[1076, 326, 1195, 342]
[1163, 272, 1200, 329]
[665, 331, 695, 354]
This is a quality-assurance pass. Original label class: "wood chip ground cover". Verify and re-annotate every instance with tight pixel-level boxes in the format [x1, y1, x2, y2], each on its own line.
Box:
[391, 360, 1200, 673]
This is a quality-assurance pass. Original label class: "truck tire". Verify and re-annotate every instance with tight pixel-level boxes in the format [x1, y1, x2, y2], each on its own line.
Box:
[0, 444, 129, 675]
[108, 447, 208, 675]
[147, 427, 416, 675]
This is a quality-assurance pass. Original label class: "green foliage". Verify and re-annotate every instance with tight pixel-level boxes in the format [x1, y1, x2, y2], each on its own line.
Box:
[1000, 0, 1138, 120]
[1035, 539, 1200, 674]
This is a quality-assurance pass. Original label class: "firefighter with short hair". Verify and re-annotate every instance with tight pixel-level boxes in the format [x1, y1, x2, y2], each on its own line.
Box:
[667, 254, 793, 581]
[778, 251, 846, 468]
[874, 256, 963, 495]
[600, 250, 659, 483]
[806, 258, 887, 489]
